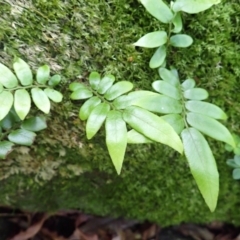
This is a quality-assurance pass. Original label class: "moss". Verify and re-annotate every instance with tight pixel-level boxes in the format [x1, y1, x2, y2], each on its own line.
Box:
[0, 0, 240, 226]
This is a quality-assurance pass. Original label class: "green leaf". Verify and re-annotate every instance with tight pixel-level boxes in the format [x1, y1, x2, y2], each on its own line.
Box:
[181, 79, 196, 90]
[36, 65, 50, 84]
[0, 91, 13, 121]
[170, 68, 179, 79]
[184, 88, 209, 100]
[0, 83, 3, 93]
[233, 169, 240, 180]
[187, 112, 235, 147]
[0, 63, 18, 88]
[127, 129, 153, 144]
[48, 74, 61, 86]
[0, 141, 14, 159]
[1, 111, 16, 130]
[105, 111, 127, 174]
[104, 81, 133, 100]
[140, 0, 174, 23]
[172, 0, 221, 14]
[13, 58, 33, 86]
[69, 82, 87, 91]
[160, 114, 184, 134]
[234, 155, 240, 166]
[70, 88, 93, 100]
[170, 34, 193, 48]
[226, 159, 239, 168]
[185, 101, 227, 120]
[44, 88, 63, 103]
[158, 68, 180, 86]
[123, 106, 183, 153]
[79, 96, 101, 121]
[152, 80, 181, 99]
[8, 129, 36, 146]
[89, 72, 101, 90]
[181, 128, 219, 212]
[133, 31, 167, 48]
[149, 46, 166, 69]
[31, 88, 50, 114]
[225, 144, 233, 152]
[172, 12, 182, 33]
[21, 116, 47, 132]
[9, 108, 21, 122]
[14, 89, 31, 120]
[132, 94, 182, 114]
[234, 148, 240, 155]
[97, 75, 115, 94]
[86, 103, 110, 139]
[113, 91, 158, 109]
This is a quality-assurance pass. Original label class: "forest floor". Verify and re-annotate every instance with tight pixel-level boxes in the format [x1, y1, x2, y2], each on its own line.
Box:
[1, 206, 240, 240]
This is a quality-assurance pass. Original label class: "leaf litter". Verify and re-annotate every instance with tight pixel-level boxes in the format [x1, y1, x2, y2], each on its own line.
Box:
[0, 206, 240, 240]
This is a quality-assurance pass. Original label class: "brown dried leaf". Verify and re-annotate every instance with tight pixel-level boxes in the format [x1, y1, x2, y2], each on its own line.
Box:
[10, 214, 48, 240]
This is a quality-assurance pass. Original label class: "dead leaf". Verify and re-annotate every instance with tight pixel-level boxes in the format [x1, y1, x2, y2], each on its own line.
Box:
[10, 213, 48, 240]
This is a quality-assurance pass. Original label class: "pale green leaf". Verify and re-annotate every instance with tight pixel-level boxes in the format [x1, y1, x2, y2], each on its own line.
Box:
[225, 144, 233, 152]
[133, 31, 167, 48]
[113, 91, 158, 109]
[127, 129, 153, 144]
[234, 155, 240, 166]
[0, 83, 3, 93]
[89, 72, 101, 90]
[172, 0, 221, 14]
[187, 112, 235, 147]
[105, 110, 127, 174]
[170, 68, 179, 79]
[123, 106, 183, 153]
[158, 68, 180, 86]
[170, 34, 193, 48]
[97, 75, 115, 94]
[13, 58, 33, 86]
[44, 88, 63, 103]
[86, 103, 110, 139]
[226, 159, 239, 168]
[36, 65, 50, 84]
[31, 88, 50, 114]
[234, 148, 240, 155]
[79, 96, 101, 120]
[0, 91, 13, 121]
[69, 82, 87, 91]
[181, 128, 219, 212]
[160, 114, 184, 134]
[21, 116, 47, 132]
[132, 94, 182, 114]
[140, 0, 174, 23]
[185, 100, 227, 120]
[48, 74, 61, 86]
[184, 88, 208, 100]
[181, 79, 196, 90]
[149, 46, 166, 69]
[104, 81, 133, 100]
[152, 80, 181, 99]
[0, 63, 18, 88]
[0, 141, 14, 159]
[8, 129, 36, 146]
[14, 89, 31, 120]
[233, 169, 240, 180]
[70, 88, 93, 100]
[172, 12, 182, 33]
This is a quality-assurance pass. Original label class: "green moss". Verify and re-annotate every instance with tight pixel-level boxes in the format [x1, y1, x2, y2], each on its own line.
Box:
[0, 0, 240, 226]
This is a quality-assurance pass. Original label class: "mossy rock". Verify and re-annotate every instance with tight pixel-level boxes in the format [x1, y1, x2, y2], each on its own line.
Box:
[0, 0, 240, 226]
